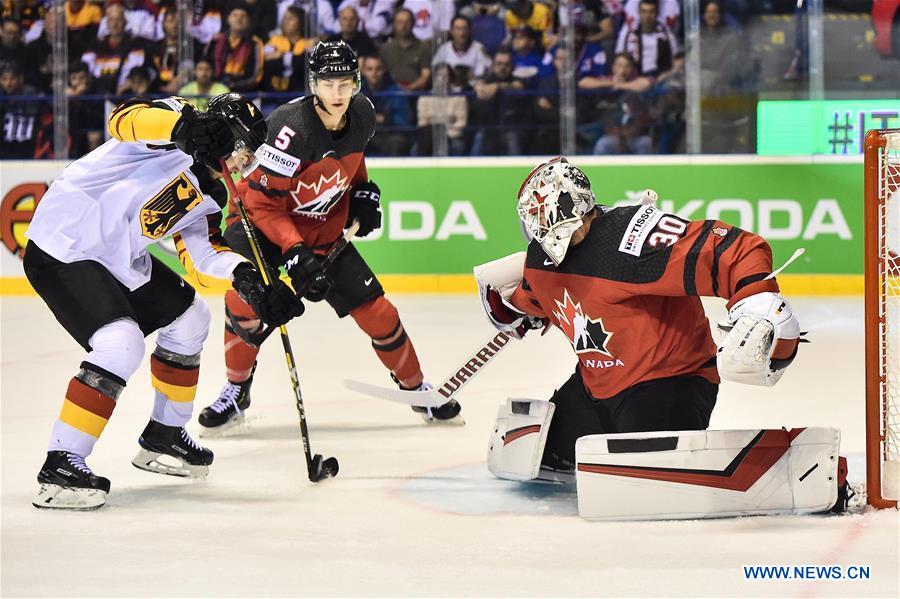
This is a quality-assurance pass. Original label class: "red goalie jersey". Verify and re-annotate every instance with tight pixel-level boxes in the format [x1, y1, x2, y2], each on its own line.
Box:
[509, 204, 780, 400]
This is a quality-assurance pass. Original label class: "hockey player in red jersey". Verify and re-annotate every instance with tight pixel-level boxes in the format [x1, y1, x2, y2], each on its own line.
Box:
[199, 41, 463, 431]
[478, 157, 802, 480]
[24, 93, 303, 510]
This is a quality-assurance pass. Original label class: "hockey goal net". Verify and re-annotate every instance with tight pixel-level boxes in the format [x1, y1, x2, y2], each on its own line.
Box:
[864, 129, 900, 508]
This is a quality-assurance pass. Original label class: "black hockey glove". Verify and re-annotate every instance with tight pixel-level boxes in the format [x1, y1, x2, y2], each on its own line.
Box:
[171, 104, 233, 167]
[232, 263, 304, 326]
[283, 244, 331, 302]
[346, 181, 382, 237]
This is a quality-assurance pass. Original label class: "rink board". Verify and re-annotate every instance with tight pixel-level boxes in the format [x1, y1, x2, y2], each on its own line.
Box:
[0, 155, 864, 294]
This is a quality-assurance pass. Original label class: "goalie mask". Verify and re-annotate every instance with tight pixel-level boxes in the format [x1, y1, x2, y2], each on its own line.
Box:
[517, 157, 595, 265]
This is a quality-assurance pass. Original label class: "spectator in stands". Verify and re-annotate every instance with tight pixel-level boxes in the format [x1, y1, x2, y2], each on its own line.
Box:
[149, 7, 183, 94]
[416, 63, 471, 156]
[0, 61, 52, 158]
[81, 3, 149, 95]
[360, 54, 412, 156]
[66, 61, 104, 156]
[541, 19, 609, 80]
[24, 10, 54, 93]
[621, 0, 680, 37]
[0, 17, 24, 72]
[471, 48, 528, 155]
[179, 1, 223, 47]
[577, 0, 614, 47]
[464, 0, 506, 56]
[178, 56, 230, 110]
[615, 0, 680, 77]
[402, 0, 453, 42]
[700, 0, 743, 95]
[98, 0, 156, 40]
[337, 0, 396, 41]
[531, 47, 592, 154]
[66, 0, 101, 58]
[205, 4, 265, 91]
[587, 52, 654, 155]
[328, 5, 377, 59]
[2, 0, 46, 39]
[122, 64, 152, 96]
[509, 25, 542, 87]
[278, 0, 337, 37]
[432, 15, 491, 79]
[504, 0, 553, 48]
[227, 0, 278, 41]
[263, 5, 311, 92]
[379, 7, 430, 91]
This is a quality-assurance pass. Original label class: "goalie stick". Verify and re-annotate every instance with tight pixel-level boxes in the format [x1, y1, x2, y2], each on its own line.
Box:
[344, 330, 514, 407]
[220, 161, 344, 482]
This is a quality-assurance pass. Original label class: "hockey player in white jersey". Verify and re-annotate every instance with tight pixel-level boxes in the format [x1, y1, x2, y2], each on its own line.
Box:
[24, 93, 303, 510]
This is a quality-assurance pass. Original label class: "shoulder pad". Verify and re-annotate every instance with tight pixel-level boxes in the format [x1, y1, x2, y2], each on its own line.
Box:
[352, 94, 377, 142]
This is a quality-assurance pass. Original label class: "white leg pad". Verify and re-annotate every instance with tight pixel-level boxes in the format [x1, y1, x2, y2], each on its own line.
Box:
[487, 399, 555, 481]
[575, 428, 841, 521]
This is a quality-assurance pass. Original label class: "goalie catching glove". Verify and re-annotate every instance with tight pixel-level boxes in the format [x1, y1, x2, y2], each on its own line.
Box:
[231, 264, 304, 326]
[716, 291, 802, 386]
[346, 181, 382, 237]
[475, 252, 546, 339]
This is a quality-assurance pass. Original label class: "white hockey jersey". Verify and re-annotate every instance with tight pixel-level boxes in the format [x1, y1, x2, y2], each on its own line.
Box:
[27, 101, 245, 291]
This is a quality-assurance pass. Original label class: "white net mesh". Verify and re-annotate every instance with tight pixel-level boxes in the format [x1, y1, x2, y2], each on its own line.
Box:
[879, 132, 900, 500]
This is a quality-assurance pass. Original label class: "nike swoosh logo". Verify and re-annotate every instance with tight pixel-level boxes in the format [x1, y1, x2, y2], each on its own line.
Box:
[322, 150, 336, 158]
[364, 278, 373, 286]
[543, 259, 554, 266]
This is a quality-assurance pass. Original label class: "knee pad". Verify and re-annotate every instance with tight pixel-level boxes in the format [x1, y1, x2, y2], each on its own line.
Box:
[157, 296, 211, 357]
[487, 399, 555, 481]
[85, 318, 145, 382]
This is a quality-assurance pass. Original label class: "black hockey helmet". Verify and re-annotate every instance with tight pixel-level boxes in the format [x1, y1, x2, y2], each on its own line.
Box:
[207, 93, 267, 152]
[307, 40, 361, 97]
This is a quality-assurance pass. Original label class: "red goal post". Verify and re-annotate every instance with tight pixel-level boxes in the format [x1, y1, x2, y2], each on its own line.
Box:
[864, 129, 900, 509]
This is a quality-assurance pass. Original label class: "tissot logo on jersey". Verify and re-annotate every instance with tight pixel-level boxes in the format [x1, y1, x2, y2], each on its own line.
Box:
[289, 168, 350, 217]
[139, 174, 202, 240]
[552, 289, 617, 360]
[618, 205, 664, 256]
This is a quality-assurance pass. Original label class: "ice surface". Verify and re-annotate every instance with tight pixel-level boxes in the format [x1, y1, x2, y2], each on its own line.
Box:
[2, 295, 897, 597]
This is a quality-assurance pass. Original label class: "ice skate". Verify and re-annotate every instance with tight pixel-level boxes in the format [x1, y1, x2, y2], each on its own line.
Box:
[409, 382, 465, 426]
[32, 451, 111, 511]
[131, 420, 213, 478]
[198, 376, 253, 437]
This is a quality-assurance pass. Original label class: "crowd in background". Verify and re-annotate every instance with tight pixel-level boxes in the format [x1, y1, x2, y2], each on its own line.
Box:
[0, 0, 767, 158]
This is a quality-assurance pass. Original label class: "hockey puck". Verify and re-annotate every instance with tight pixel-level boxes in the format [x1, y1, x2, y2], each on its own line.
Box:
[309, 454, 339, 482]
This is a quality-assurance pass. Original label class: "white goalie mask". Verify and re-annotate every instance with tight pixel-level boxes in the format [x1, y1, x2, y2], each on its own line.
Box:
[517, 157, 596, 265]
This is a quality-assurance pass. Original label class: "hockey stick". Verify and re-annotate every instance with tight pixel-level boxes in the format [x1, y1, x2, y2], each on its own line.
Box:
[220, 161, 346, 482]
[344, 330, 514, 408]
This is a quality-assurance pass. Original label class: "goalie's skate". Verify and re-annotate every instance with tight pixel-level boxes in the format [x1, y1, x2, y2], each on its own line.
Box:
[409, 382, 465, 426]
[131, 420, 213, 478]
[198, 377, 253, 437]
[32, 451, 110, 511]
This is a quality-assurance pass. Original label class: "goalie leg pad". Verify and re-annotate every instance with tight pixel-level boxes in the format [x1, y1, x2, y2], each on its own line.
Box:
[487, 399, 555, 481]
[575, 428, 840, 521]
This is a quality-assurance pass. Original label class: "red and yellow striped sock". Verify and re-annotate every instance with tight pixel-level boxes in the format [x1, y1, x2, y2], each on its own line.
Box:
[49, 377, 117, 456]
[150, 354, 199, 426]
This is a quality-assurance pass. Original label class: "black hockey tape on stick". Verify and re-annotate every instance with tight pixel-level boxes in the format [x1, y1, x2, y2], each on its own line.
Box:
[219, 161, 343, 482]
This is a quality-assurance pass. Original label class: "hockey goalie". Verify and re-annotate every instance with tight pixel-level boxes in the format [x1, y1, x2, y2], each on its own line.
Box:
[477, 157, 856, 520]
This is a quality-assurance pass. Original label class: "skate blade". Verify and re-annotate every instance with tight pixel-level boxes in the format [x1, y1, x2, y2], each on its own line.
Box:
[131, 449, 209, 479]
[198, 413, 255, 438]
[32, 483, 107, 511]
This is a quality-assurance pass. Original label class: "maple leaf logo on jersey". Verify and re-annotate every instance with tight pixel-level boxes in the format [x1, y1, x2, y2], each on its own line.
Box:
[552, 289, 614, 356]
[289, 169, 349, 216]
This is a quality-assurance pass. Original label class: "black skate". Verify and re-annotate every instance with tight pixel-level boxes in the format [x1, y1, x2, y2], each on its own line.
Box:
[408, 382, 465, 426]
[131, 420, 214, 478]
[33, 451, 111, 511]
[198, 375, 253, 436]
